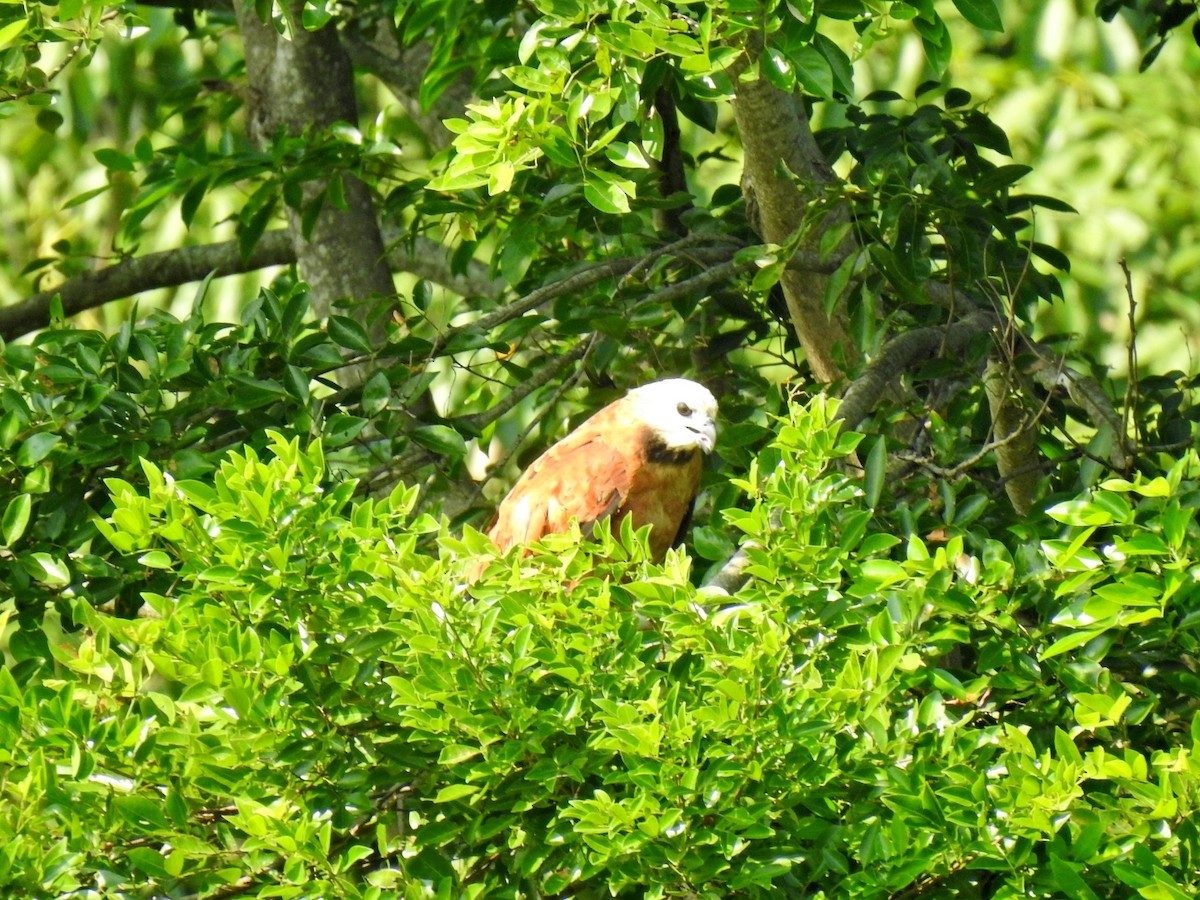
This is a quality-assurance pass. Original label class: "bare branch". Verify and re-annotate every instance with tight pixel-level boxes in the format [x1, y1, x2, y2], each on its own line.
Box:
[638, 260, 756, 309]
[428, 258, 642, 359]
[1, 232, 295, 342]
[1024, 348, 1129, 471]
[463, 340, 593, 434]
[2, 230, 501, 343]
[837, 310, 998, 430]
[359, 339, 591, 499]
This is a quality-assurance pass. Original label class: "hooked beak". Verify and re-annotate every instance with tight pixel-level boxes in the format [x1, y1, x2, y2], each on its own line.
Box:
[691, 418, 717, 454]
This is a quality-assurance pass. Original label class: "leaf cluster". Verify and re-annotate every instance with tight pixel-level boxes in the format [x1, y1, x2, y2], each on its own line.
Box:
[3, 395, 1200, 898]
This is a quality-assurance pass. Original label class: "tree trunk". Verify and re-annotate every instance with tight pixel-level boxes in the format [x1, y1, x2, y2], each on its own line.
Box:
[731, 70, 855, 383]
[235, 1, 396, 338]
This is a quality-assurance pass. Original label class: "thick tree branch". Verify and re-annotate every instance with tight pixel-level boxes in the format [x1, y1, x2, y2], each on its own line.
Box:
[652, 86, 692, 237]
[731, 46, 856, 383]
[837, 310, 998, 430]
[701, 533, 766, 597]
[0, 231, 501, 342]
[1026, 352, 1129, 470]
[1, 233, 294, 342]
[984, 357, 1041, 515]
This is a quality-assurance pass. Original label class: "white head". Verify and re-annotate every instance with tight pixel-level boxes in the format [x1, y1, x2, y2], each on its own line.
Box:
[625, 378, 718, 454]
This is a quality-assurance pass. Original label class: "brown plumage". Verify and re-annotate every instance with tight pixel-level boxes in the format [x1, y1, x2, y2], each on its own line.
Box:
[476, 379, 718, 573]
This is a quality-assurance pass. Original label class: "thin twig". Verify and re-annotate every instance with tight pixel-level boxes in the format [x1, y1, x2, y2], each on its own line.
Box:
[894, 411, 1039, 481]
[0, 9, 119, 103]
[427, 258, 642, 360]
[358, 340, 591, 496]
[1119, 257, 1140, 462]
[619, 233, 742, 287]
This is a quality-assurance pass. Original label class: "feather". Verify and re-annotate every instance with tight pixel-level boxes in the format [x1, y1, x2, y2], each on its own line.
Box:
[472, 378, 717, 578]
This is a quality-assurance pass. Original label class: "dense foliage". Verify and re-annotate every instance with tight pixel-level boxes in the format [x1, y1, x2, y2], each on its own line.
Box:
[3, 0, 1200, 896]
[4, 397, 1200, 897]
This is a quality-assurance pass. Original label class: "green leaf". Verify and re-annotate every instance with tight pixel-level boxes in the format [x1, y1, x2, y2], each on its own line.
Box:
[929, 668, 966, 701]
[238, 194, 277, 257]
[604, 142, 651, 169]
[858, 559, 906, 587]
[791, 45, 834, 99]
[16, 433, 61, 467]
[94, 147, 135, 172]
[412, 425, 467, 460]
[761, 45, 795, 92]
[1100, 476, 1170, 498]
[824, 248, 860, 316]
[864, 436, 886, 509]
[138, 551, 174, 569]
[327, 315, 374, 353]
[126, 846, 170, 878]
[583, 174, 631, 214]
[438, 744, 483, 765]
[951, 0, 1003, 31]
[0, 412, 18, 449]
[0, 18, 27, 48]
[361, 370, 391, 416]
[435, 783, 480, 803]
[1048, 854, 1101, 900]
[1045, 499, 1113, 526]
[26, 553, 71, 587]
[323, 414, 369, 447]
[2, 493, 32, 546]
[1040, 627, 1104, 661]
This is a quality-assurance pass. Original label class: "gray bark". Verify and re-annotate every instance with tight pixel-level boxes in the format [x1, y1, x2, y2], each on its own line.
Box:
[731, 62, 855, 383]
[235, 1, 396, 337]
[1, 232, 294, 341]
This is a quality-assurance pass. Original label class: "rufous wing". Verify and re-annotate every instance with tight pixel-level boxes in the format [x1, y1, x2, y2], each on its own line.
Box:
[486, 420, 635, 552]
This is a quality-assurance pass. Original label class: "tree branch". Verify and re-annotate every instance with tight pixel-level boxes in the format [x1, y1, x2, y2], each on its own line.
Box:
[0, 232, 294, 342]
[0, 230, 501, 342]
[428, 258, 642, 359]
[837, 310, 998, 430]
[461, 339, 593, 433]
[236, 0, 395, 334]
[701, 530, 768, 597]
[731, 40, 856, 383]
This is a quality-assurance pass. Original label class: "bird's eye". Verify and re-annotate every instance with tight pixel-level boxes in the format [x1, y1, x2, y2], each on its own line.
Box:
[677, 402, 693, 416]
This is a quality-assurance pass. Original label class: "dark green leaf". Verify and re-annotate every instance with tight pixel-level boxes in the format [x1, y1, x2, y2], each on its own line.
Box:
[16, 433, 60, 467]
[951, 0, 1003, 30]
[94, 148, 134, 172]
[2, 493, 32, 546]
[412, 424, 467, 460]
[361, 370, 391, 416]
[327, 316, 374, 353]
[791, 45, 834, 99]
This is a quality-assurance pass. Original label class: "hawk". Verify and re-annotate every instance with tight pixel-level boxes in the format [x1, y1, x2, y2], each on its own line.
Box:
[475, 378, 718, 573]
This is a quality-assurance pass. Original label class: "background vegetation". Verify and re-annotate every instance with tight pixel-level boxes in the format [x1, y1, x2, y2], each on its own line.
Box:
[1, 0, 1199, 896]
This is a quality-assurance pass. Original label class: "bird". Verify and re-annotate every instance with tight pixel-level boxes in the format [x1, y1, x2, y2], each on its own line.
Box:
[474, 378, 718, 575]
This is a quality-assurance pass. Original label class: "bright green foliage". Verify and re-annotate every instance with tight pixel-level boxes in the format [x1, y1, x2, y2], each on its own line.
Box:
[3, 399, 1198, 897]
[2, 0, 1200, 895]
[0, 285, 447, 636]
